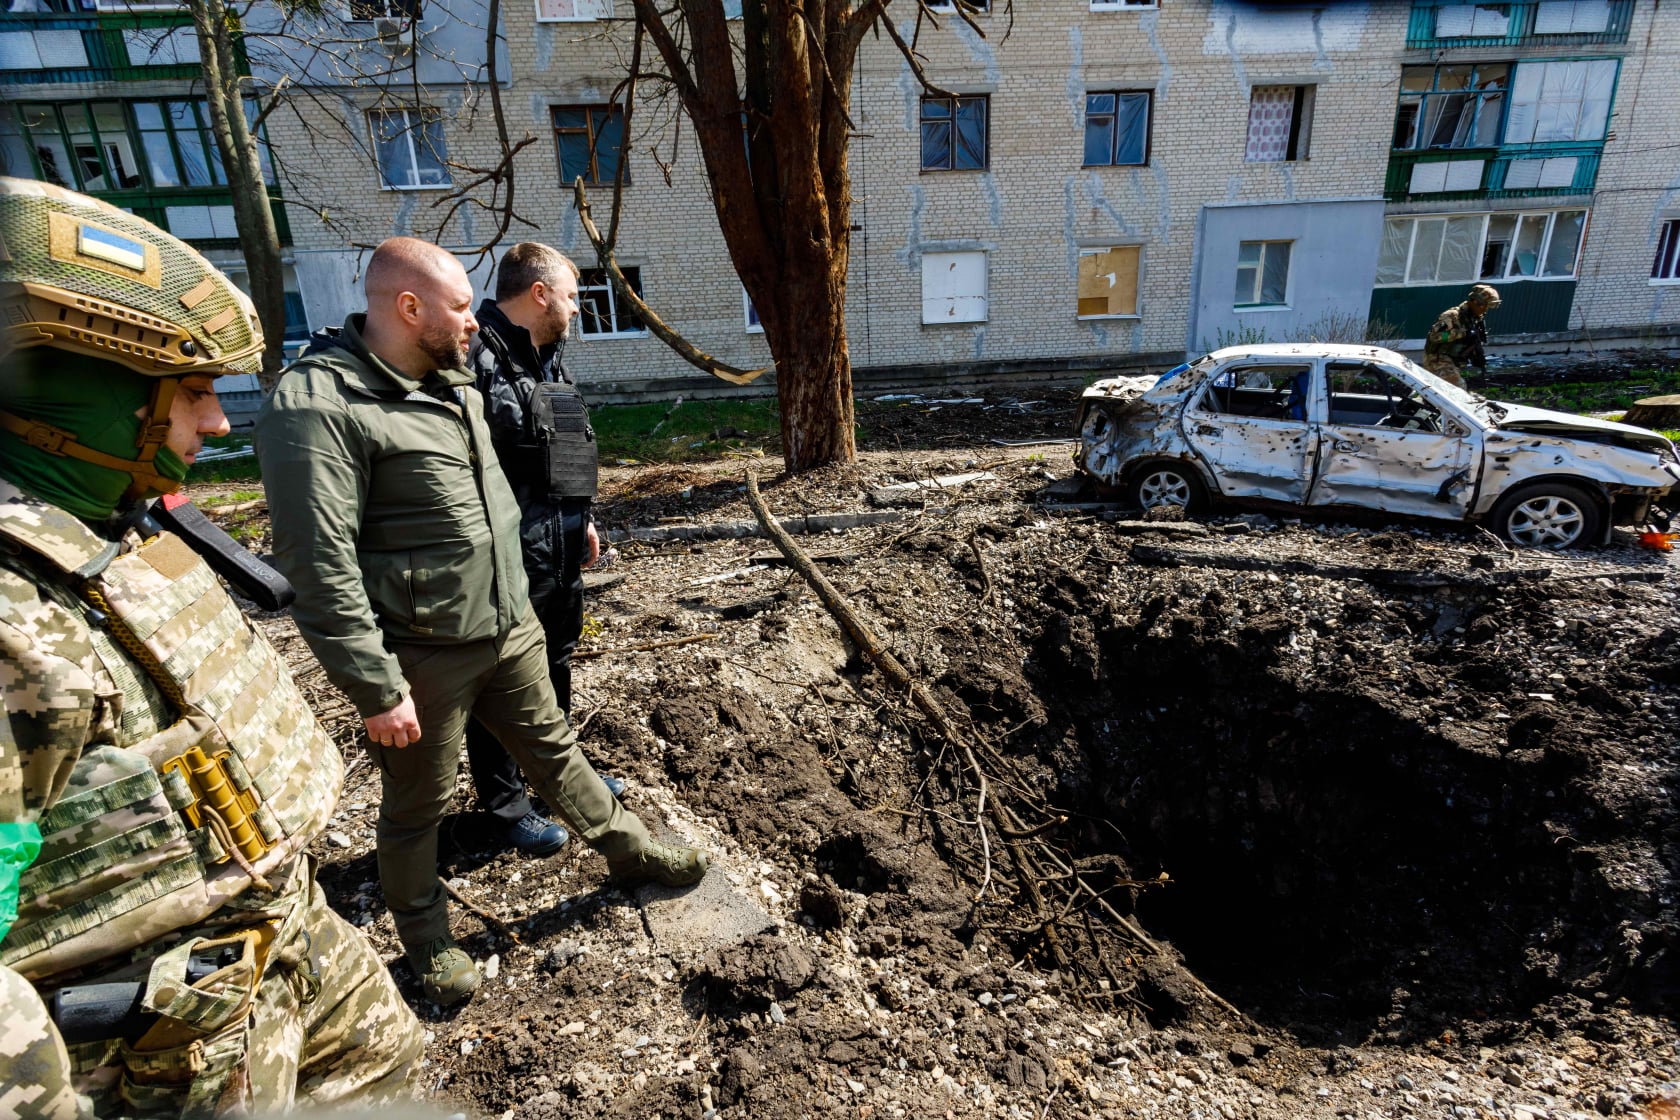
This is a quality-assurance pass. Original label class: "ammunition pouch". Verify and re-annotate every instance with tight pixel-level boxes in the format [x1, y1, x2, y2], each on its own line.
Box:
[0, 490, 340, 982]
[528, 380, 598, 501]
[115, 931, 263, 1118]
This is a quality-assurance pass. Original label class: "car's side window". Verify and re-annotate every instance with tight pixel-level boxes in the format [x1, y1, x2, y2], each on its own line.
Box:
[1326, 363, 1443, 433]
[1196, 364, 1313, 421]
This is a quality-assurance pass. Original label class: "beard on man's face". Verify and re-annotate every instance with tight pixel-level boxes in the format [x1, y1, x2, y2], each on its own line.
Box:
[418, 323, 468, 370]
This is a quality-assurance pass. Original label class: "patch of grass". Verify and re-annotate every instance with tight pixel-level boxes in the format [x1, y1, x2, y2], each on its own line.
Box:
[203, 489, 264, 505]
[1486, 370, 1680, 415]
[188, 434, 262, 485]
[592, 398, 781, 464]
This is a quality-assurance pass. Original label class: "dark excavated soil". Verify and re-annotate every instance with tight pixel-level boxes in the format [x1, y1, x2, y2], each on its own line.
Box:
[214, 371, 1680, 1120]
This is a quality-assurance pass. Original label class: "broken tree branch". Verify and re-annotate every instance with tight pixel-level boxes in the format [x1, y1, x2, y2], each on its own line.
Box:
[572, 179, 772, 386]
[440, 876, 522, 944]
[744, 471, 1070, 957]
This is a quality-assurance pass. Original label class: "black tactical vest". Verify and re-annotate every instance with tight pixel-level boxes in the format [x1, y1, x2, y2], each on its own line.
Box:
[529, 378, 598, 501]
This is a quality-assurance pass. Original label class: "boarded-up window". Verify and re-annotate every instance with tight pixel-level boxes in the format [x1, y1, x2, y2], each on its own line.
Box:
[921, 251, 987, 324]
[1505, 59, 1617, 144]
[535, 0, 610, 20]
[1077, 247, 1139, 318]
[1434, 4, 1512, 38]
[1533, 0, 1612, 34]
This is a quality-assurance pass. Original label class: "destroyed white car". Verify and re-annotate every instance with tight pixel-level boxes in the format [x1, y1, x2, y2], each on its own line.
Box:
[1076, 344, 1680, 549]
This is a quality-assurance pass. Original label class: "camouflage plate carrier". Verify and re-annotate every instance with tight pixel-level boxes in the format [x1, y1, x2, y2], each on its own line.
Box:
[0, 481, 341, 981]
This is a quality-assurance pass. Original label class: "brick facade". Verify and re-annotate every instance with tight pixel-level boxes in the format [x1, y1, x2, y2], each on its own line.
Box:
[265, 0, 1680, 389]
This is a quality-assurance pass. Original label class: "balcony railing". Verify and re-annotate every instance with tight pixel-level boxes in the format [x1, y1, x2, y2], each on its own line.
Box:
[0, 13, 205, 83]
[1407, 0, 1633, 48]
[1386, 142, 1603, 201]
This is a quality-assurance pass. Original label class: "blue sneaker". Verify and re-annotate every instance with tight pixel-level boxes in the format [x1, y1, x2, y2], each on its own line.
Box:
[504, 812, 568, 856]
[602, 775, 627, 799]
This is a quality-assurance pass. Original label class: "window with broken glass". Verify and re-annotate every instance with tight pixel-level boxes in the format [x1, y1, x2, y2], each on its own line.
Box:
[1393, 59, 1617, 150]
[1235, 241, 1292, 308]
[1375, 209, 1587, 285]
[1083, 91, 1150, 166]
[1198, 365, 1313, 421]
[578, 266, 647, 338]
[1652, 220, 1680, 284]
[0, 98, 275, 194]
[1394, 64, 1509, 150]
[920, 95, 988, 171]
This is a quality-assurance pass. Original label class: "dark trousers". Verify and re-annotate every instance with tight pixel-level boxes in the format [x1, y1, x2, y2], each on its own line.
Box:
[465, 501, 589, 823]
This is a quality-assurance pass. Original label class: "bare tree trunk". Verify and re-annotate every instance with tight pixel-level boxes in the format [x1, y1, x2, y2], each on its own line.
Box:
[188, 0, 288, 390]
[765, 250, 856, 470]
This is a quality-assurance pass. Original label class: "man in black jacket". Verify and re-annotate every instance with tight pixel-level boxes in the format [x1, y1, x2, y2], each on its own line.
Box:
[463, 243, 624, 855]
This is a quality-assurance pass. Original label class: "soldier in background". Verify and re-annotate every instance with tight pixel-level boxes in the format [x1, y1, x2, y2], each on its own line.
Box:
[462, 243, 624, 859]
[1423, 283, 1501, 388]
[0, 177, 421, 1115]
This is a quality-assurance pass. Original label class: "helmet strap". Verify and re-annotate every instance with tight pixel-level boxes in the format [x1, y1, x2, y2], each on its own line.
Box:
[0, 408, 183, 500]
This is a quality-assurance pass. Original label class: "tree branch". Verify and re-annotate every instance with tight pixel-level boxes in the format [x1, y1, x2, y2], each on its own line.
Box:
[572, 179, 771, 386]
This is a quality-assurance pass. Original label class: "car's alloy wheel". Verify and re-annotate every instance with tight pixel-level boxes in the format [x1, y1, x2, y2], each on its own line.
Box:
[1132, 464, 1205, 513]
[1505, 495, 1586, 548]
[1490, 481, 1602, 549]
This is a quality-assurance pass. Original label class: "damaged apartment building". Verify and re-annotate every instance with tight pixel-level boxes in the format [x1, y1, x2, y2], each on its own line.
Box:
[3, 0, 1677, 402]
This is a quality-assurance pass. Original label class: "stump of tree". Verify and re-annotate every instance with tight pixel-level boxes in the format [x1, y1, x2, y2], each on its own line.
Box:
[1621, 395, 1680, 430]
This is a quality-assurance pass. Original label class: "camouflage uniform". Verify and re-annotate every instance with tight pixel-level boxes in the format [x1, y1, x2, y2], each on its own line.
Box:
[0, 179, 422, 1117]
[1422, 284, 1501, 389]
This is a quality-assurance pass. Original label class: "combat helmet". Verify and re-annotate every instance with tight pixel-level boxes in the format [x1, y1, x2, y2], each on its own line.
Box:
[0, 176, 262, 497]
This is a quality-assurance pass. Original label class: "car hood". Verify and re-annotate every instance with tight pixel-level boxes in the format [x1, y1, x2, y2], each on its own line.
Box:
[1487, 401, 1676, 456]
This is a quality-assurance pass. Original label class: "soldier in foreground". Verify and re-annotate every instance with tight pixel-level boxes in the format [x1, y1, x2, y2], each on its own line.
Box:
[0, 178, 421, 1115]
[256, 237, 708, 1009]
[1422, 283, 1502, 388]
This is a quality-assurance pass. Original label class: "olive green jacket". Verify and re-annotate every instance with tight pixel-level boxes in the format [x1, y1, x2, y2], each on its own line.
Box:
[255, 315, 529, 718]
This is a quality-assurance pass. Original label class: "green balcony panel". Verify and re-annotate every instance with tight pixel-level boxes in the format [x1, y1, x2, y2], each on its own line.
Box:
[1371, 281, 1578, 339]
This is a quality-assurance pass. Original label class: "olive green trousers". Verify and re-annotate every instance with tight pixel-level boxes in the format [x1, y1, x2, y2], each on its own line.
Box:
[369, 606, 651, 947]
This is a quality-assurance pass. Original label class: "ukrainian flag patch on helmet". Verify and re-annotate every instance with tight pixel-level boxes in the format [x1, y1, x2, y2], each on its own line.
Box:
[78, 223, 147, 272]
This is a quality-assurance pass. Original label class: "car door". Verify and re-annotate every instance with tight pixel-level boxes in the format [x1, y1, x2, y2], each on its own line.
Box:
[1181, 359, 1318, 504]
[1307, 360, 1476, 519]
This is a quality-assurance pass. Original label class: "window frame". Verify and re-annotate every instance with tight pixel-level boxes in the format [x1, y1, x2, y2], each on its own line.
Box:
[1650, 219, 1680, 285]
[1376, 208, 1589, 287]
[553, 104, 627, 187]
[919, 94, 989, 172]
[1393, 62, 1510, 152]
[1234, 240, 1293, 310]
[2, 97, 273, 195]
[1090, 0, 1158, 9]
[1083, 89, 1152, 168]
[369, 108, 451, 191]
[926, 0, 989, 11]
[1245, 84, 1315, 163]
[577, 266, 648, 339]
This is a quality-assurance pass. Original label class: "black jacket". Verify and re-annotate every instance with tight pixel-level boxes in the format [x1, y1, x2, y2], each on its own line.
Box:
[469, 299, 593, 600]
